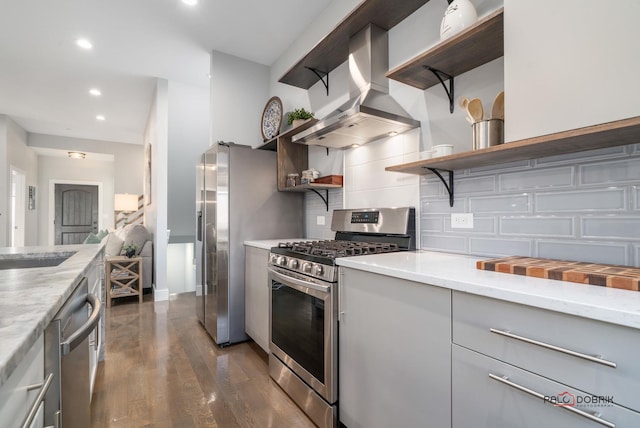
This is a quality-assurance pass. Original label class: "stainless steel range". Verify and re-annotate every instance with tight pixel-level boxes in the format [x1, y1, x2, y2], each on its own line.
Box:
[268, 207, 416, 428]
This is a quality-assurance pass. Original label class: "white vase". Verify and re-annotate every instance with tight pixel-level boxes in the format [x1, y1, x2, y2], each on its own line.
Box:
[440, 0, 478, 41]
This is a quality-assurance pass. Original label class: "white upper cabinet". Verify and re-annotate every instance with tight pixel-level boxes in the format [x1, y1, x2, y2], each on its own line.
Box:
[504, 0, 640, 142]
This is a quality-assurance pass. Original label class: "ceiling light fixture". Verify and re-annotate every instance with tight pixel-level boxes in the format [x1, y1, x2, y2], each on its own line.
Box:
[68, 151, 86, 159]
[182, 0, 198, 5]
[76, 38, 93, 49]
[96, 115, 106, 121]
[89, 88, 101, 96]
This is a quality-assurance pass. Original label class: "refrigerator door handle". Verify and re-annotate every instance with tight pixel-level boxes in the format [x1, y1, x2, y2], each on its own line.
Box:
[197, 210, 203, 241]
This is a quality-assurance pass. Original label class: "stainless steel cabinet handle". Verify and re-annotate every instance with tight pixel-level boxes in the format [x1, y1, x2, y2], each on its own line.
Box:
[61, 293, 101, 355]
[489, 373, 615, 428]
[22, 373, 54, 428]
[489, 328, 617, 368]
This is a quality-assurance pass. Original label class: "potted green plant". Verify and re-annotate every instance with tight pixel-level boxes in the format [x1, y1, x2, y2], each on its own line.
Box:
[287, 108, 314, 128]
[123, 243, 139, 258]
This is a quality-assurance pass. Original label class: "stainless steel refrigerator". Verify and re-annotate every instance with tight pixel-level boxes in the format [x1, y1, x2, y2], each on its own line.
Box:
[195, 142, 304, 345]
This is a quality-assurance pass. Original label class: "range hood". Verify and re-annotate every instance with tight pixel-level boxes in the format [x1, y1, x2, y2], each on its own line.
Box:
[292, 24, 420, 149]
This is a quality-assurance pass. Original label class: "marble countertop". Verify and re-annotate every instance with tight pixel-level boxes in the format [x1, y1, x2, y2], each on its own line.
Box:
[336, 250, 640, 330]
[244, 239, 307, 250]
[0, 244, 104, 388]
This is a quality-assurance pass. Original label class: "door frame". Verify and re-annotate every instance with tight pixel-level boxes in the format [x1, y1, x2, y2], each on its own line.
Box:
[49, 179, 103, 246]
[9, 165, 26, 247]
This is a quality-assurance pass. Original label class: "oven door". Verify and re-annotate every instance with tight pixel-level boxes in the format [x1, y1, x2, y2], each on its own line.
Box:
[268, 265, 337, 404]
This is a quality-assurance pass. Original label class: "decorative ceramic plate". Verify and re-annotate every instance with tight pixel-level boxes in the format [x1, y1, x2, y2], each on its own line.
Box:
[261, 96, 283, 140]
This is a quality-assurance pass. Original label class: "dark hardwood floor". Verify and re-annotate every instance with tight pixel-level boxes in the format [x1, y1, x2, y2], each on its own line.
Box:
[91, 292, 315, 427]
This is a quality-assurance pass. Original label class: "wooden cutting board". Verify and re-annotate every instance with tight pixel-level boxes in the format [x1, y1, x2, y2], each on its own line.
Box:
[476, 256, 640, 291]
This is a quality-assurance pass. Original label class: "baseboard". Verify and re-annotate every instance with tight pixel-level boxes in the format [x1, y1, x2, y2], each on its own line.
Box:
[153, 287, 169, 301]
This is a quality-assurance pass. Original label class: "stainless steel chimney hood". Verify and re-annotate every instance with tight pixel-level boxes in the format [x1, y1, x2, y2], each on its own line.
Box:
[292, 24, 420, 149]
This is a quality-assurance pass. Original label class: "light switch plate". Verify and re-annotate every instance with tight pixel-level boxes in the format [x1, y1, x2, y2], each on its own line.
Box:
[451, 213, 474, 229]
[317, 215, 326, 226]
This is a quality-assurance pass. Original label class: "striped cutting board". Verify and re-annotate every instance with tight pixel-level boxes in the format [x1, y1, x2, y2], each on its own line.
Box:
[476, 256, 640, 291]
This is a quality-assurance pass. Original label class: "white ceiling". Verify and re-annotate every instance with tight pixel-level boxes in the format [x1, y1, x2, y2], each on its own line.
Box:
[0, 0, 332, 145]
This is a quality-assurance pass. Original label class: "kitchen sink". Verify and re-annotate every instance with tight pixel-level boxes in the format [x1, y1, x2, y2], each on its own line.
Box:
[0, 252, 76, 270]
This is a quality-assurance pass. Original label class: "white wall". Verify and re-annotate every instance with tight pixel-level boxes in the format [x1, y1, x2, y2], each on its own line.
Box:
[144, 78, 170, 301]
[210, 51, 269, 148]
[37, 156, 113, 245]
[4, 117, 38, 246]
[167, 81, 210, 241]
[504, 0, 640, 141]
[0, 116, 6, 246]
[167, 242, 196, 295]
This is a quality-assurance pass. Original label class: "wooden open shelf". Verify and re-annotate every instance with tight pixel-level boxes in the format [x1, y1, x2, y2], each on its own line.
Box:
[278, 0, 430, 90]
[386, 7, 504, 90]
[257, 118, 318, 151]
[385, 116, 640, 175]
[279, 183, 343, 193]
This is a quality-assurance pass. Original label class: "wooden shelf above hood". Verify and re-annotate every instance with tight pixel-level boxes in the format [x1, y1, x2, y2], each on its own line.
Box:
[278, 0, 430, 90]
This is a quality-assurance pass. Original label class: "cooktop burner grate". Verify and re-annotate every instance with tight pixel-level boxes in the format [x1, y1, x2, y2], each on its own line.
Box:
[278, 240, 400, 260]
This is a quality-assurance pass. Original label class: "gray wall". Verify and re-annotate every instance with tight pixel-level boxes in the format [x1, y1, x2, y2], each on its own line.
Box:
[28, 133, 143, 195]
[167, 81, 209, 241]
[420, 144, 640, 266]
[36, 156, 115, 246]
[0, 116, 39, 246]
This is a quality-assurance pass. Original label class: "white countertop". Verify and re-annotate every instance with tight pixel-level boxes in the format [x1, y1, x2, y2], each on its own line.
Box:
[336, 250, 640, 330]
[244, 239, 307, 250]
[0, 244, 104, 388]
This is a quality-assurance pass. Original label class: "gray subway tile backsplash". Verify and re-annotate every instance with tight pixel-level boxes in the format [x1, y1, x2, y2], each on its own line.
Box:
[582, 217, 640, 239]
[535, 188, 626, 212]
[500, 216, 574, 237]
[537, 240, 629, 266]
[580, 158, 640, 185]
[469, 194, 531, 213]
[498, 166, 574, 191]
[420, 144, 640, 267]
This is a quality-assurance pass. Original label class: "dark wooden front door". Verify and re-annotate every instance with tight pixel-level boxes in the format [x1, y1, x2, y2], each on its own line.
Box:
[55, 184, 99, 245]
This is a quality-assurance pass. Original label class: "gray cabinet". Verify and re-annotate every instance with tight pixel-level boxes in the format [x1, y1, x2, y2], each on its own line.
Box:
[0, 335, 45, 427]
[452, 290, 640, 427]
[452, 291, 640, 412]
[338, 268, 451, 428]
[244, 246, 270, 352]
[452, 344, 640, 428]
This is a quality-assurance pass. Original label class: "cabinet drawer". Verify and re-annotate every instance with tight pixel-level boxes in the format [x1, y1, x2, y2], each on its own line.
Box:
[452, 291, 640, 412]
[452, 344, 640, 428]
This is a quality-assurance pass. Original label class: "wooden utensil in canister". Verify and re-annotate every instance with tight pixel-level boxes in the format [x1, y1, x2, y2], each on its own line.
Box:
[467, 98, 484, 123]
[491, 91, 504, 120]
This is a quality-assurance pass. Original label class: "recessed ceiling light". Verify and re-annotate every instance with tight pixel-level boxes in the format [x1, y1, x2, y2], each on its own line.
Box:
[68, 151, 86, 159]
[76, 38, 93, 49]
[96, 115, 106, 121]
[182, 0, 198, 5]
[89, 88, 101, 96]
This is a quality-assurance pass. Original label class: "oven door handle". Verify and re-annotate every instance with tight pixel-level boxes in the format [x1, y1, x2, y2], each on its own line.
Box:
[268, 267, 330, 294]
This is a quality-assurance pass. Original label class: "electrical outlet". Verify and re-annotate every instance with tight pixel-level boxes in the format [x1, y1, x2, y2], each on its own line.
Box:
[451, 213, 474, 229]
[317, 215, 326, 226]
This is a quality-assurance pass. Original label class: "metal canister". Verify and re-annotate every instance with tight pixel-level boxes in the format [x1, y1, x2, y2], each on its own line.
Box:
[472, 119, 504, 150]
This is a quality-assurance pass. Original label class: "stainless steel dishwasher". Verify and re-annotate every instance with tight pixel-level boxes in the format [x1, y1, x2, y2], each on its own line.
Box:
[43, 277, 101, 428]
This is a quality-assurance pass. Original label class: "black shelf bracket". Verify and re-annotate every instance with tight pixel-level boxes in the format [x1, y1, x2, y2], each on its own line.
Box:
[423, 66, 454, 114]
[305, 67, 329, 95]
[309, 188, 330, 211]
[426, 167, 455, 207]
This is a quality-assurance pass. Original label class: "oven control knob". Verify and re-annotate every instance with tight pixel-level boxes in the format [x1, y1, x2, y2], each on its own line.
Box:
[302, 262, 312, 273]
[289, 259, 299, 269]
[314, 265, 324, 276]
[277, 256, 287, 266]
[270, 254, 278, 264]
